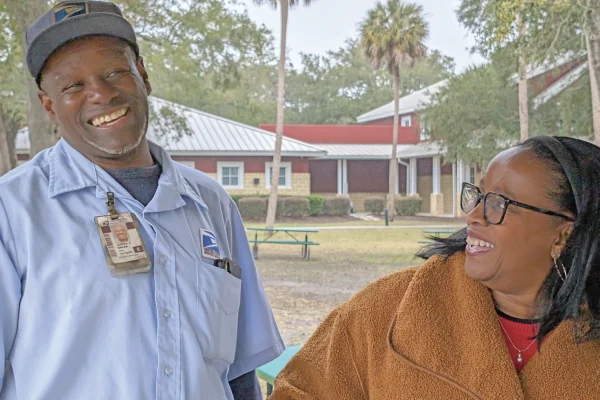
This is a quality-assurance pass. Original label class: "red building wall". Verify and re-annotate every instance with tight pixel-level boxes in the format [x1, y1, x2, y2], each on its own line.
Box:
[259, 124, 420, 145]
[528, 57, 586, 98]
[348, 160, 389, 192]
[310, 160, 338, 193]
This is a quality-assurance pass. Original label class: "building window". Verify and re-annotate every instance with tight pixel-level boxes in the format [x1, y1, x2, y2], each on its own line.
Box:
[401, 115, 412, 127]
[218, 162, 244, 188]
[175, 160, 195, 169]
[265, 162, 292, 189]
[469, 166, 476, 184]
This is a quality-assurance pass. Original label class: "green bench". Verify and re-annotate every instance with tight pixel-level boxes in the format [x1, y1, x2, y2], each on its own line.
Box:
[247, 228, 319, 260]
[257, 345, 301, 396]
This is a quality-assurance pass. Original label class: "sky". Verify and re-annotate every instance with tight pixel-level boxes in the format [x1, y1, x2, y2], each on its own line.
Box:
[240, 0, 486, 73]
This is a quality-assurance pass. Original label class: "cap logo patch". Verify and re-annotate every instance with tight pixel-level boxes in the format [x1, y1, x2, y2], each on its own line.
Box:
[52, 2, 89, 24]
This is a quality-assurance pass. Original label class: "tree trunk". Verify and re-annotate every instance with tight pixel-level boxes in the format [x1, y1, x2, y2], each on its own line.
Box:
[5, 0, 57, 157]
[0, 112, 17, 177]
[585, 0, 600, 145]
[388, 70, 400, 222]
[518, 13, 529, 142]
[265, 0, 288, 229]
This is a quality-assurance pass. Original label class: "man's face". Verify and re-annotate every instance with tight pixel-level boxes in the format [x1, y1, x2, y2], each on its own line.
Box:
[113, 224, 129, 243]
[38, 36, 152, 160]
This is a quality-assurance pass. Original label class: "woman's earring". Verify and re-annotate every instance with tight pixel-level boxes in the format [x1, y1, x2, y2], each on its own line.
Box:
[553, 254, 568, 282]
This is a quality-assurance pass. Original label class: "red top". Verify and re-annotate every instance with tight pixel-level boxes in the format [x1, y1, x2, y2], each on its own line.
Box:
[497, 309, 540, 372]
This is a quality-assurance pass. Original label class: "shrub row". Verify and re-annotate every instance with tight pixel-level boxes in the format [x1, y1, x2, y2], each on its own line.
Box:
[236, 194, 351, 219]
[363, 196, 423, 216]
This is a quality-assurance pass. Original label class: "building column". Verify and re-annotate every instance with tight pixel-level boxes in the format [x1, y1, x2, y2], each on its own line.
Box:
[342, 159, 348, 195]
[430, 155, 444, 216]
[337, 159, 343, 195]
[409, 158, 417, 195]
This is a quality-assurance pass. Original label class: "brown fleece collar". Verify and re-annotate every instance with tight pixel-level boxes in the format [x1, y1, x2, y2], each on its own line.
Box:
[386, 253, 600, 399]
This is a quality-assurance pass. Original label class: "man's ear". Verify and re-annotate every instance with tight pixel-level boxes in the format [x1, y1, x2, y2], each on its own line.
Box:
[136, 57, 152, 95]
[38, 89, 59, 126]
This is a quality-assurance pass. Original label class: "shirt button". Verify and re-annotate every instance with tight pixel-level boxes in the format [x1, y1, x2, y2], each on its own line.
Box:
[165, 365, 173, 375]
[159, 256, 168, 263]
[163, 309, 171, 318]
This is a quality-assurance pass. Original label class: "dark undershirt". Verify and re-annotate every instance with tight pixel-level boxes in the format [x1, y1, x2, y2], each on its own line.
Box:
[105, 163, 262, 399]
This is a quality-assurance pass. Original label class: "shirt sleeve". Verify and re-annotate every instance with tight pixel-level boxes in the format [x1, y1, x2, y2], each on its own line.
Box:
[227, 202, 285, 381]
[0, 197, 22, 391]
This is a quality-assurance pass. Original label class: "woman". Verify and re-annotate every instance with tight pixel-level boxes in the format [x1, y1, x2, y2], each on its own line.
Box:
[270, 136, 600, 399]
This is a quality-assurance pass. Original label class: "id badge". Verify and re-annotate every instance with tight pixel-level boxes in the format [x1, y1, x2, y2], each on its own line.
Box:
[95, 193, 151, 276]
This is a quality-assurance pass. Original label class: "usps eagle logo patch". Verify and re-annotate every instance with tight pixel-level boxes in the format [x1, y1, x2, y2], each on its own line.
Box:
[201, 229, 221, 260]
[53, 2, 89, 24]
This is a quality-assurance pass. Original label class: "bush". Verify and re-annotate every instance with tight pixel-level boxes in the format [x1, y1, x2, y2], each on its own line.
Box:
[230, 195, 245, 206]
[276, 197, 310, 218]
[307, 195, 325, 216]
[395, 196, 422, 216]
[238, 197, 268, 219]
[363, 197, 385, 215]
[323, 196, 351, 216]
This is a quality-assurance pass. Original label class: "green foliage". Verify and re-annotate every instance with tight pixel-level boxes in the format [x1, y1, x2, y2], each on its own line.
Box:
[276, 196, 310, 218]
[359, 0, 429, 75]
[395, 196, 422, 216]
[322, 196, 351, 216]
[423, 63, 520, 164]
[364, 197, 385, 214]
[285, 39, 454, 124]
[306, 195, 325, 216]
[238, 197, 268, 219]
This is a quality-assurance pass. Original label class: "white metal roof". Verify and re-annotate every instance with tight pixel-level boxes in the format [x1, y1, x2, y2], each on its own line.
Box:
[356, 80, 448, 124]
[147, 97, 325, 156]
[316, 143, 444, 160]
[15, 96, 327, 157]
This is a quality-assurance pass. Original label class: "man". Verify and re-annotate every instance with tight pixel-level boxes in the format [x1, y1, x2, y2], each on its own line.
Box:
[113, 223, 130, 243]
[0, 2, 284, 399]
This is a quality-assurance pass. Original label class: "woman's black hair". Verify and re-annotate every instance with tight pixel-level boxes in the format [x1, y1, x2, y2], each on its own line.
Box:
[416, 136, 600, 343]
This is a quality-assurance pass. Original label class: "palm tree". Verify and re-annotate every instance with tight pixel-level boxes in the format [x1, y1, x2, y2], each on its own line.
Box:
[360, 0, 429, 221]
[253, 0, 316, 229]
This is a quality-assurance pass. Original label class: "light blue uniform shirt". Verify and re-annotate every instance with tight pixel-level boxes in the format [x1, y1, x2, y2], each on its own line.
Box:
[0, 139, 284, 399]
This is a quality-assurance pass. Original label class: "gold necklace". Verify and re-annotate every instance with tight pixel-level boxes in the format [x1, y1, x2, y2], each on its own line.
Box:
[498, 319, 537, 364]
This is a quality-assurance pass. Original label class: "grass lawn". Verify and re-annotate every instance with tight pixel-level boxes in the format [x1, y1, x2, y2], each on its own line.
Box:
[253, 227, 436, 344]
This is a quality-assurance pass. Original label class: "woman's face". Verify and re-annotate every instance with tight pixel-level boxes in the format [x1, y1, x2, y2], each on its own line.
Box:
[464, 147, 571, 295]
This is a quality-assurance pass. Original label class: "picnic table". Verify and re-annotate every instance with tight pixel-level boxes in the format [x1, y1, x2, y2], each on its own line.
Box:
[247, 227, 319, 260]
[257, 345, 301, 396]
[418, 228, 461, 245]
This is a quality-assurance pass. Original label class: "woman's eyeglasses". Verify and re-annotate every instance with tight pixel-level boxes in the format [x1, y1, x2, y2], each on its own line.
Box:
[460, 182, 574, 225]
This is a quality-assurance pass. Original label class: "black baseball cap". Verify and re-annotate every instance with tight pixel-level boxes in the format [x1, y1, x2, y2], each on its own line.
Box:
[26, 1, 139, 81]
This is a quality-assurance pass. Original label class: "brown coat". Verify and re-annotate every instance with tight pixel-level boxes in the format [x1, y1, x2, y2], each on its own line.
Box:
[270, 253, 600, 399]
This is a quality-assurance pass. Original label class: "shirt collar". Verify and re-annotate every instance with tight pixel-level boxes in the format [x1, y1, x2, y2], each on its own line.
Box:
[48, 138, 207, 210]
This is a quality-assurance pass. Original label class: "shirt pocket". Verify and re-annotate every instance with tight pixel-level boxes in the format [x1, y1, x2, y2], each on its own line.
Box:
[196, 260, 242, 365]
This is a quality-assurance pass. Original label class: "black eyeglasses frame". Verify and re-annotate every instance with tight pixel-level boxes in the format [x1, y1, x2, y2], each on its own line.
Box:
[461, 182, 575, 225]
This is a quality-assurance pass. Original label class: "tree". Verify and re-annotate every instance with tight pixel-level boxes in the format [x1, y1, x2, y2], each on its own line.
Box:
[2, 0, 56, 157]
[529, 0, 600, 145]
[285, 40, 454, 124]
[424, 64, 520, 166]
[359, 0, 428, 221]
[114, 0, 279, 127]
[458, 0, 535, 142]
[0, 3, 25, 176]
[253, 0, 317, 229]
